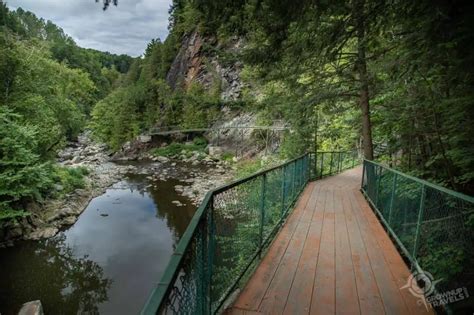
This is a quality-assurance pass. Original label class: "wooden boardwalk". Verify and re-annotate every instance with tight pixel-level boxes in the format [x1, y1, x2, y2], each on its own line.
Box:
[228, 167, 434, 315]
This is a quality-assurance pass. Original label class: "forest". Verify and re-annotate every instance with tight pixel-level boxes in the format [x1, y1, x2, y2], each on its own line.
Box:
[93, 0, 474, 193]
[1, 0, 473, 220]
[0, 3, 133, 219]
[0, 0, 473, 314]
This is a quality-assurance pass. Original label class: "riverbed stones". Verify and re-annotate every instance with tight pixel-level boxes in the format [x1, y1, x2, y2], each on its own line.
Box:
[208, 146, 223, 157]
[26, 227, 58, 240]
[138, 135, 152, 143]
[2, 127, 239, 246]
[156, 156, 169, 163]
[62, 216, 77, 226]
[71, 156, 81, 164]
[7, 227, 23, 238]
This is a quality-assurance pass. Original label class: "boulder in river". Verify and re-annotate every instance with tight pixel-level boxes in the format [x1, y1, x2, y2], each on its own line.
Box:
[18, 300, 44, 315]
[138, 135, 152, 143]
[26, 227, 58, 240]
[208, 146, 223, 157]
[157, 156, 170, 163]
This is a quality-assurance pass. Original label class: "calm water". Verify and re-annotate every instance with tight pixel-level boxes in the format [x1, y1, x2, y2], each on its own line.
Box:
[0, 173, 196, 315]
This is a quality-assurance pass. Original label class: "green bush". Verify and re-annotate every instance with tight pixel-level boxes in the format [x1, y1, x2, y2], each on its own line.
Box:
[193, 136, 208, 147]
[150, 141, 207, 158]
[150, 143, 186, 157]
[221, 152, 235, 162]
[234, 159, 263, 178]
[0, 110, 54, 220]
[53, 166, 89, 195]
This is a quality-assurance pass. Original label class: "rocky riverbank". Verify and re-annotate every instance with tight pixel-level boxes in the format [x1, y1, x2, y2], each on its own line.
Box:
[0, 132, 234, 247]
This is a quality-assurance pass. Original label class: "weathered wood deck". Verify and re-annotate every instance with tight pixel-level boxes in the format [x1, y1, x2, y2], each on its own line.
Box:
[228, 167, 434, 315]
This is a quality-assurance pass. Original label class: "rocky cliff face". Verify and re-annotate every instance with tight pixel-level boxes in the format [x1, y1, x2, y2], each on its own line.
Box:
[166, 31, 245, 102]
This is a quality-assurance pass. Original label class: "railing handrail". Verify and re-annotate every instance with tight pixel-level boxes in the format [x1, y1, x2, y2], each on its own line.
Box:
[142, 151, 358, 314]
[360, 159, 473, 314]
[364, 159, 474, 202]
[142, 191, 213, 313]
[212, 153, 307, 193]
[141, 153, 308, 314]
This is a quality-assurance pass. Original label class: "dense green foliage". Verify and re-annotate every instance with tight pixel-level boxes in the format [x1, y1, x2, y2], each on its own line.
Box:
[150, 137, 208, 158]
[103, 1, 473, 311]
[0, 3, 132, 219]
[92, 0, 474, 194]
[245, 0, 474, 193]
[89, 33, 220, 150]
[169, 0, 474, 193]
[2, 0, 473, 222]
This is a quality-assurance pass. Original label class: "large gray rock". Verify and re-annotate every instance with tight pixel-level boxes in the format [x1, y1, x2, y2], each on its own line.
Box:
[27, 227, 58, 240]
[156, 156, 169, 163]
[18, 300, 43, 315]
[138, 135, 151, 143]
[71, 156, 81, 164]
[208, 146, 223, 157]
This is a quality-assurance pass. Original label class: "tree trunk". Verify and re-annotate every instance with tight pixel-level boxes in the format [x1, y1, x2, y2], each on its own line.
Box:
[355, 0, 374, 160]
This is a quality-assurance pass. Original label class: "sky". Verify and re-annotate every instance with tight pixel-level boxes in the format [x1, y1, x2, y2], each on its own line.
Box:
[6, 0, 172, 57]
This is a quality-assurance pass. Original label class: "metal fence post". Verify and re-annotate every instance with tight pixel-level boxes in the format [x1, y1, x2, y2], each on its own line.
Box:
[360, 160, 366, 189]
[387, 174, 398, 225]
[374, 167, 382, 208]
[281, 165, 286, 217]
[292, 161, 296, 199]
[338, 152, 342, 173]
[207, 196, 215, 313]
[412, 184, 426, 262]
[314, 152, 318, 180]
[320, 152, 324, 178]
[298, 158, 302, 188]
[307, 154, 312, 182]
[329, 152, 334, 175]
[259, 173, 267, 257]
[197, 221, 206, 314]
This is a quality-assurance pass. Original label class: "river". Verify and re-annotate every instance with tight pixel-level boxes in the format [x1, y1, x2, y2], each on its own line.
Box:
[0, 170, 196, 314]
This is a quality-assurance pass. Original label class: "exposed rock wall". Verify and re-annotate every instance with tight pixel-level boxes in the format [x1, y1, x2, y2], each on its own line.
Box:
[166, 31, 245, 102]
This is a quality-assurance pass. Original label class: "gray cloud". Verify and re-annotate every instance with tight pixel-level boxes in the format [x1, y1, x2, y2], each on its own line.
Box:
[7, 0, 171, 56]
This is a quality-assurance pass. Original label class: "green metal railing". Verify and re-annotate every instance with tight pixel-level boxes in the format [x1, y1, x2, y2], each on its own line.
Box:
[312, 151, 359, 179]
[142, 151, 357, 315]
[361, 160, 474, 305]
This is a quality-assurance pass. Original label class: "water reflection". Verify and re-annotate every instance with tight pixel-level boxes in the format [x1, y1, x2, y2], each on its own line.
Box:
[0, 234, 111, 314]
[0, 173, 196, 315]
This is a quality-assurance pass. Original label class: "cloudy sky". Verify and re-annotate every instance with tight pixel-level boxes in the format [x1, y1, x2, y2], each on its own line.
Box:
[6, 0, 172, 56]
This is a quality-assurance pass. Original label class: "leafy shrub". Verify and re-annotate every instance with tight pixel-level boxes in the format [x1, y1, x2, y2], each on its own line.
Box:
[150, 141, 207, 158]
[221, 152, 235, 162]
[0, 110, 54, 220]
[52, 166, 89, 195]
[192, 137, 208, 147]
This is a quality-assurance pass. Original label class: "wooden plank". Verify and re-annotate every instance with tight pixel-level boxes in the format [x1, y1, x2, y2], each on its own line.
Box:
[341, 190, 385, 314]
[355, 192, 434, 315]
[350, 191, 409, 315]
[234, 183, 315, 310]
[258, 190, 315, 313]
[232, 167, 433, 315]
[225, 306, 263, 315]
[334, 189, 360, 315]
[283, 185, 326, 314]
[310, 187, 336, 315]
